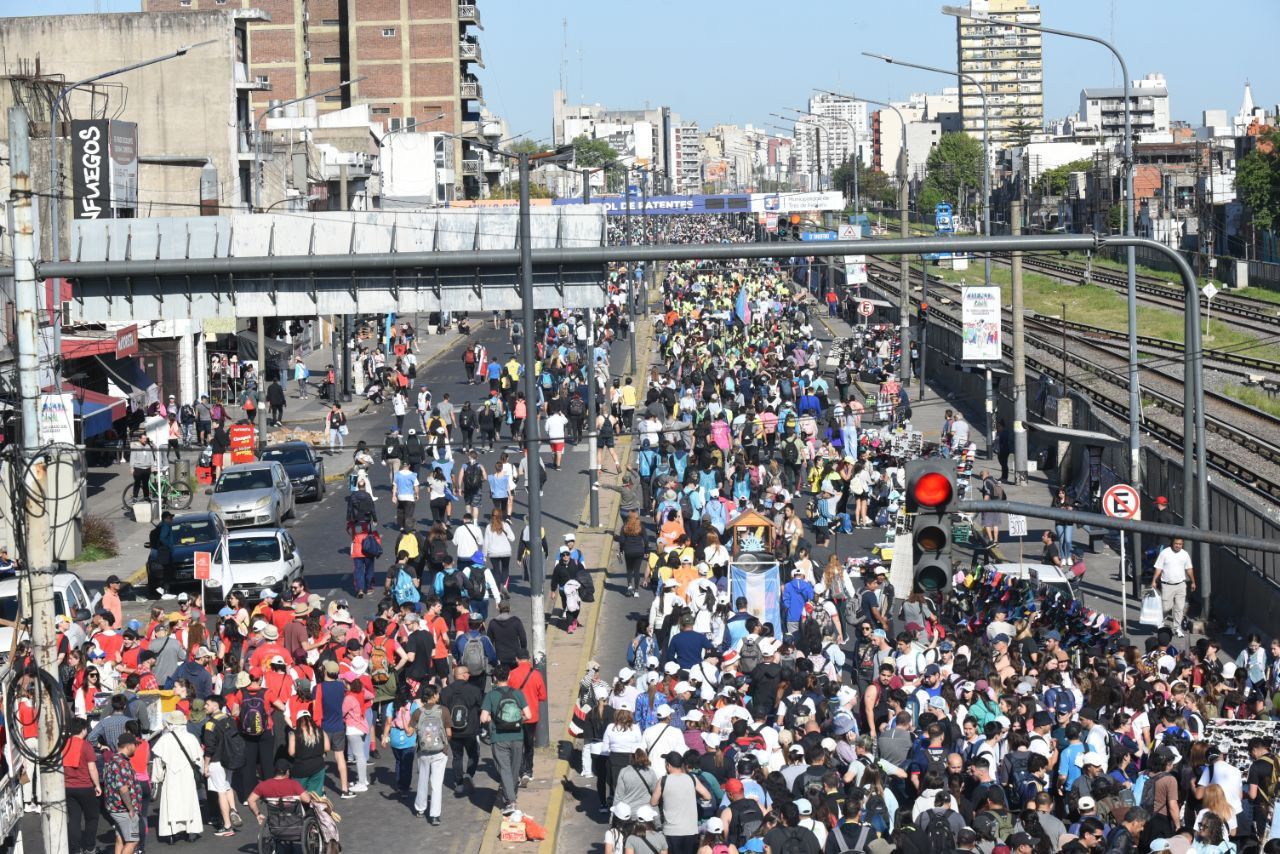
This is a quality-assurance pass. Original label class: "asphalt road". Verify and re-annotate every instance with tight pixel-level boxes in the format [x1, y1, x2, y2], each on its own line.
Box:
[28, 322, 605, 854]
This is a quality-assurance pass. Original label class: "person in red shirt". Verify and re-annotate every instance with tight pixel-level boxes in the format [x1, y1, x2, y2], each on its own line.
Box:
[509, 651, 547, 785]
[269, 594, 294, 635]
[247, 759, 311, 826]
[119, 630, 144, 674]
[424, 599, 452, 683]
[136, 652, 161, 692]
[250, 624, 288, 671]
[63, 718, 102, 853]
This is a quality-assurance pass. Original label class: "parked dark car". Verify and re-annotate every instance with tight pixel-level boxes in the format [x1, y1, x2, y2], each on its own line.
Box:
[260, 441, 326, 501]
[147, 511, 226, 595]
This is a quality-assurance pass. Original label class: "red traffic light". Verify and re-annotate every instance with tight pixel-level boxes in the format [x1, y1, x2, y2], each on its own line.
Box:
[913, 471, 953, 508]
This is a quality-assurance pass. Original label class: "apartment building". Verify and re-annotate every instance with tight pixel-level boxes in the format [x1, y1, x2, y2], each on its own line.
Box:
[954, 0, 1044, 149]
[1080, 73, 1172, 139]
[144, 0, 493, 198]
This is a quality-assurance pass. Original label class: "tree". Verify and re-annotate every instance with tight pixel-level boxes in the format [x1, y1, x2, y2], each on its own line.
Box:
[497, 181, 555, 199]
[921, 132, 983, 225]
[1236, 128, 1280, 231]
[831, 158, 896, 209]
[1006, 104, 1039, 148]
[509, 138, 542, 155]
[1106, 203, 1124, 233]
[571, 134, 618, 169]
[1035, 158, 1094, 197]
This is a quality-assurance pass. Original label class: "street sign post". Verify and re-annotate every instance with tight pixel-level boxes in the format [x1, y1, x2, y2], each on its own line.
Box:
[1203, 281, 1219, 340]
[838, 223, 860, 240]
[1103, 482, 1140, 632]
[800, 230, 837, 242]
[858, 300, 875, 323]
[1008, 513, 1028, 565]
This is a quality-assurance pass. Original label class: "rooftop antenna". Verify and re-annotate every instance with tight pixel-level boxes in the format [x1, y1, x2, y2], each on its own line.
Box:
[559, 17, 567, 96]
[578, 44, 584, 104]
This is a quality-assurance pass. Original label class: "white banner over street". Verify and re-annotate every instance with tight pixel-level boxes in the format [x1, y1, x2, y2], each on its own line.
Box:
[961, 286, 1003, 362]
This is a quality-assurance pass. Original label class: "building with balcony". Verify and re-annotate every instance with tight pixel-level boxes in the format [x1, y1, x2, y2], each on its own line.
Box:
[672, 123, 704, 194]
[1080, 73, 1171, 140]
[145, 0, 493, 199]
[954, 0, 1045, 149]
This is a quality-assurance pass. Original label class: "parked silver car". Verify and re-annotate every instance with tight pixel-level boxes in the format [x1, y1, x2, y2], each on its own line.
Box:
[208, 461, 295, 528]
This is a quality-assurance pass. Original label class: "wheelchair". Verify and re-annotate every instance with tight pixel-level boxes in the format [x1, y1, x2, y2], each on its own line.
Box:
[258, 798, 323, 854]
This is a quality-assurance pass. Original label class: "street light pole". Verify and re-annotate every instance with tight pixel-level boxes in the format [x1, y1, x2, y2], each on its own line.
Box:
[820, 90, 913, 386]
[46, 42, 212, 398]
[938, 7, 1159, 612]
[864, 52, 993, 453]
[253, 77, 364, 212]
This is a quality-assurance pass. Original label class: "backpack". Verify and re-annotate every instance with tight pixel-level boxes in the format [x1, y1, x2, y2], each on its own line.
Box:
[679, 489, 695, 520]
[1007, 768, 1039, 812]
[216, 716, 246, 769]
[347, 491, 375, 524]
[832, 821, 876, 853]
[463, 463, 484, 493]
[738, 636, 763, 675]
[429, 537, 450, 567]
[180, 404, 196, 424]
[1138, 771, 1169, 814]
[782, 439, 801, 465]
[575, 567, 596, 603]
[493, 687, 524, 733]
[776, 828, 810, 854]
[864, 794, 890, 836]
[728, 798, 765, 847]
[1259, 755, 1280, 806]
[461, 635, 489, 675]
[627, 634, 657, 668]
[464, 566, 487, 601]
[449, 696, 474, 732]
[460, 407, 477, 430]
[369, 638, 393, 686]
[361, 532, 384, 558]
[978, 809, 1014, 844]
[393, 566, 421, 605]
[568, 397, 586, 418]
[237, 690, 268, 737]
[126, 694, 153, 732]
[415, 705, 446, 754]
[925, 810, 957, 854]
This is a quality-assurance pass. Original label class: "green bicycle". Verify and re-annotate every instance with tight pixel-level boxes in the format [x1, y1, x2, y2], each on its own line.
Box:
[122, 468, 193, 511]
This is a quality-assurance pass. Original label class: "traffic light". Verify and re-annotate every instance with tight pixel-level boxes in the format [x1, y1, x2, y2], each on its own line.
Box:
[906, 459, 957, 593]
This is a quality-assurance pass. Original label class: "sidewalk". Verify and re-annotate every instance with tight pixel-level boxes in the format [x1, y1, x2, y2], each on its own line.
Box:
[74, 328, 462, 592]
[479, 301, 659, 853]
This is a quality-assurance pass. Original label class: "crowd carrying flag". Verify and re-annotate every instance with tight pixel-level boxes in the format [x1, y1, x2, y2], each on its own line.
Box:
[735, 289, 751, 326]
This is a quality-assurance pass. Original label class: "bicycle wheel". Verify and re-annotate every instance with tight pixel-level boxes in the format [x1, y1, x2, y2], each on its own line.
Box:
[169, 480, 194, 510]
[122, 484, 136, 512]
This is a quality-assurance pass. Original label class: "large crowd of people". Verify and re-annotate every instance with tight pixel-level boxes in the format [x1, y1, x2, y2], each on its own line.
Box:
[563, 217, 1280, 854]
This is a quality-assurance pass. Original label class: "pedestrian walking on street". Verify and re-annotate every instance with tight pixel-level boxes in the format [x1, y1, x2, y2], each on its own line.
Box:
[1151, 536, 1196, 636]
[480, 662, 530, 811]
[293, 356, 310, 398]
[327, 403, 347, 454]
[266, 378, 286, 427]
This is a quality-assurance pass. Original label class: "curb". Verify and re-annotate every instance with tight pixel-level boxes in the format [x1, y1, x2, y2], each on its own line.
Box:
[477, 309, 655, 853]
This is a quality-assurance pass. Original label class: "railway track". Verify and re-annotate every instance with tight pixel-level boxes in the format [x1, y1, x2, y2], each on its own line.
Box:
[860, 265, 1280, 502]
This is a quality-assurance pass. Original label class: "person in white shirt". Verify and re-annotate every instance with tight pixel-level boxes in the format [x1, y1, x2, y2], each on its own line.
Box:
[452, 513, 485, 563]
[544, 410, 569, 469]
[640, 706, 686, 778]
[1194, 745, 1244, 824]
[1151, 537, 1197, 637]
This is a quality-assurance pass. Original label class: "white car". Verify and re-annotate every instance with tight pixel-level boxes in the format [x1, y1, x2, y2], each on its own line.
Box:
[204, 528, 304, 607]
[0, 571, 102, 652]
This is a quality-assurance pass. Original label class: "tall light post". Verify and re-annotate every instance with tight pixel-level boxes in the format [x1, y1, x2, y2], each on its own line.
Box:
[865, 51, 996, 457]
[820, 90, 913, 386]
[784, 108, 862, 212]
[940, 6, 1162, 613]
[47, 41, 213, 396]
[253, 77, 364, 211]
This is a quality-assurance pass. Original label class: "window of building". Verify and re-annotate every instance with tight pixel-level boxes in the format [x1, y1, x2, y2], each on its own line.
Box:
[214, 0, 227, 4]
[179, 0, 191, 5]
[434, 137, 448, 169]
[324, 95, 343, 102]
[382, 27, 396, 37]
[405, 117, 417, 132]
[390, 117, 401, 131]
[256, 75, 269, 86]
[321, 18, 340, 25]
[372, 107, 391, 115]
[323, 57, 341, 64]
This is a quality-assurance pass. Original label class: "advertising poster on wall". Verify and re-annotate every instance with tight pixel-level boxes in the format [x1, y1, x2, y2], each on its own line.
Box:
[961, 286, 1003, 362]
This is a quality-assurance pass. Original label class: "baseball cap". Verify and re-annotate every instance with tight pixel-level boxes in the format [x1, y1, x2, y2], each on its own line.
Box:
[618, 667, 636, 682]
[655, 704, 673, 719]
[723, 778, 744, 795]
[635, 805, 658, 823]
[1078, 796, 1096, 811]
[795, 798, 812, 816]
[1009, 832, 1034, 849]
[663, 661, 679, 675]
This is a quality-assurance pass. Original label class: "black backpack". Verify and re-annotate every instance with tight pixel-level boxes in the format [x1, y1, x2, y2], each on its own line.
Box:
[462, 463, 484, 493]
[783, 439, 801, 465]
[347, 491, 375, 524]
[924, 810, 957, 854]
[449, 698, 474, 732]
[776, 827, 810, 854]
[568, 397, 586, 418]
[459, 408, 476, 430]
[729, 798, 765, 847]
[575, 567, 595, 603]
[237, 690, 269, 737]
[465, 566, 487, 600]
[429, 538, 450, 566]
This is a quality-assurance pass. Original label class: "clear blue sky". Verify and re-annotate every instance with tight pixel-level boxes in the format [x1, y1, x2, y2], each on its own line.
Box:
[5, 0, 1275, 142]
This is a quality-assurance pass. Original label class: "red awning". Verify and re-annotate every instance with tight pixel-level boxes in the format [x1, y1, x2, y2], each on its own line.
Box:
[61, 336, 118, 359]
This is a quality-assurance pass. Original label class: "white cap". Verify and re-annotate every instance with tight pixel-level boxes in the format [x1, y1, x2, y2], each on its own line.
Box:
[1078, 796, 1096, 811]
[820, 737, 837, 753]
[655, 704, 673, 719]
[674, 681, 694, 695]
[704, 817, 724, 835]
[683, 709, 704, 722]
[1028, 739, 1051, 758]
[618, 667, 636, 682]
[646, 655, 661, 670]
[795, 798, 812, 816]
[663, 661, 680, 675]
[759, 638, 781, 656]
[635, 805, 658, 823]
[1079, 751, 1106, 768]
[1222, 661, 1238, 679]
[702, 732, 722, 747]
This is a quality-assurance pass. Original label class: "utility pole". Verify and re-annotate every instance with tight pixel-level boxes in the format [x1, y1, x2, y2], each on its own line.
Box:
[517, 152, 549, 746]
[10, 104, 70, 854]
[256, 317, 267, 451]
[1010, 200, 1028, 484]
[898, 147, 911, 385]
[585, 307, 600, 527]
[918, 257, 928, 402]
[624, 167, 636, 375]
[339, 163, 351, 402]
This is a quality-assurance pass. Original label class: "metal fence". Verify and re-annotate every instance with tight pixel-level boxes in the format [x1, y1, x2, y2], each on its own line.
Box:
[921, 311, 1280, 631]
